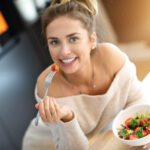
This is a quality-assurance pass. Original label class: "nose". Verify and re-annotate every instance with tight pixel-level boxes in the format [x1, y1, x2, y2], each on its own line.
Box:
[59, 42, 71, 56]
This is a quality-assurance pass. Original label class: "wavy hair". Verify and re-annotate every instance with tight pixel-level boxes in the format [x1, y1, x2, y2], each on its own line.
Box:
[41, 0, 98, 38]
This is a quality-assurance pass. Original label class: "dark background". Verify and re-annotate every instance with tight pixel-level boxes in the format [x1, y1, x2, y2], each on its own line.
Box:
[0, 0, 52, 149]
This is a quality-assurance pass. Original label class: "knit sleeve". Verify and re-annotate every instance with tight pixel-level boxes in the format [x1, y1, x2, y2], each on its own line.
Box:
[22, 114, 89, 150]
[48, 115, 89, 150]
[125, 63, 148, 107]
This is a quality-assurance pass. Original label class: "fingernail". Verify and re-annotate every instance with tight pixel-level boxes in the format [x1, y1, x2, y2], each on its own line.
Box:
[35, 103, 39, 109]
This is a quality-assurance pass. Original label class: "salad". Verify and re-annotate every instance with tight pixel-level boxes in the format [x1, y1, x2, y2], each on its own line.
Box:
[118, 112, 150, 140]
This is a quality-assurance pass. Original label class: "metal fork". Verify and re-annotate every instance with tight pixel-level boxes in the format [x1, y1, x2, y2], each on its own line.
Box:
[35, 70, 56, 126]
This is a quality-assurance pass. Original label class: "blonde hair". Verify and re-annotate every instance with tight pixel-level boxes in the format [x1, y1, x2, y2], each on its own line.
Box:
[41, 0, 99, 38]
[50, 0, 98, 16]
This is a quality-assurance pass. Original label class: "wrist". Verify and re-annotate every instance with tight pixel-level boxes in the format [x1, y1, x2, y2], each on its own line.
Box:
[61, 111, 74, 122]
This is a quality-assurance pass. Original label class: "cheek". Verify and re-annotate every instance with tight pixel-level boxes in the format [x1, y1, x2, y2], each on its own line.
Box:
[80, 44, 92, 55]
[48, 47, 57, 59]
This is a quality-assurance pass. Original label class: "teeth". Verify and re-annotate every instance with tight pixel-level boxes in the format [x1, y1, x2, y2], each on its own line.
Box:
[61, 58, 75, 64]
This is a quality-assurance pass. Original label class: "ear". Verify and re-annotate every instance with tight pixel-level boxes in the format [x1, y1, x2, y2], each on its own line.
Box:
[90, 32, 97, 50]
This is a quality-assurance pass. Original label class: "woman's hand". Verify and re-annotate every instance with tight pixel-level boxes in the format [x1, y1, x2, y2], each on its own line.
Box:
[35, 96, 74, 123]
[143, 143, 150, 149]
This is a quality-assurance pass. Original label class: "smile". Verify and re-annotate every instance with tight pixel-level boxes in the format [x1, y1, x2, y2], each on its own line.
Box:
[60, 57, 77, 64]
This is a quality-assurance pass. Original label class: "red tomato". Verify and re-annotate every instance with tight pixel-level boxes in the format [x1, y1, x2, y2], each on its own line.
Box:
[125, 117, 133, 127]
[146, 126, 150, 134]
[51, 64, 59, 72]
[129, 134, 139, 140]
[135, 127, 140, 132]
[143, 129, 148, 137]
[140, 119, 148, 126]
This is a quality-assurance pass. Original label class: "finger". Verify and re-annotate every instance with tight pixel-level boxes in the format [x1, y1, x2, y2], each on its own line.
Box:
[49, 97, 58, 121]
[35, 103, 39, 109]
[53, 98, 62, 120]
[143, 143, 150, 149]
[43, 96, 53, 122]
[52, 97, 60, 121]
[39, 100, 47, 122]
[144, 147, 150, 150]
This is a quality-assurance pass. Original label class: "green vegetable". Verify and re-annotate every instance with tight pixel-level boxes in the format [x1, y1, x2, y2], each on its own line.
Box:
[144, 121, 150, 127]
[135, 127, 143, 138]
[129, 118, 140, 129]
[119, 128, 127, 139]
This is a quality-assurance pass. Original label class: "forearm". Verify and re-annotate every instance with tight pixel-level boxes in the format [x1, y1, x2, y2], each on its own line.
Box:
[126, 75, 148, 107]
[48, 115, 89, 150]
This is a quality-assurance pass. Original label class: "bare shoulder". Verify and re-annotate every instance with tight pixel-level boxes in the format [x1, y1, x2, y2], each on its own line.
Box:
[36, 65, 52, 98]
[95, 42, 125, 74]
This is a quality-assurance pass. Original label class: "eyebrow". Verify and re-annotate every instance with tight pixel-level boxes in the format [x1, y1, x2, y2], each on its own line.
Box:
[47, 32, 80, 40]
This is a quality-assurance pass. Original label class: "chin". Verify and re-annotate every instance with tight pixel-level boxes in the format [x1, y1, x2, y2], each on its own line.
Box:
[62, 67, 78, 75]
[61, 64, 79, 75]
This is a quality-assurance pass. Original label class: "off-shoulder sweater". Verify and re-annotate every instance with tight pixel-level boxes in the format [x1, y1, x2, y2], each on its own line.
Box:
[22, 54, 147, 150]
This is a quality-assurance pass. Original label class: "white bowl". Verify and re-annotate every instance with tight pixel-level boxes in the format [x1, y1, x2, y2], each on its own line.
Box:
[112, 104, 150, 146]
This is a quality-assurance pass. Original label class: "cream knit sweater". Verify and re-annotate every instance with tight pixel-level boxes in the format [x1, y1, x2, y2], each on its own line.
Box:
[22, 55, 147, 150]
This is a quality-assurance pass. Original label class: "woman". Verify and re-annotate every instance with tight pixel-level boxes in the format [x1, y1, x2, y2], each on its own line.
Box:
[22, 0, 149, 149]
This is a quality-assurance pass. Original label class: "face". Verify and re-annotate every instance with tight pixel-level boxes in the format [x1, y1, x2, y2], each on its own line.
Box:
[46, 16, 96, 74]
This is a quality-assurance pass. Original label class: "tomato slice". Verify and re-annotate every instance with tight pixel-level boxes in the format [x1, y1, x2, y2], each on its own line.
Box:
[125, 117, 133, 127]
[129, 134, 139, 140]
[140, 118, 148, 126]
[146, 126, 150, 134]
[143, 129, 148, 137]
[135, 127, 140, 132]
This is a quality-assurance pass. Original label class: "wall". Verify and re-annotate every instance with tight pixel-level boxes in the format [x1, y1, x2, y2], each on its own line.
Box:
[102, 0, 150, 42]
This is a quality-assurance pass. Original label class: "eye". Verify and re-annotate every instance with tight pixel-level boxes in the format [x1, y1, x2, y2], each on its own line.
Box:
[69, 37, 79, 43]
[49, 40, 59, 46]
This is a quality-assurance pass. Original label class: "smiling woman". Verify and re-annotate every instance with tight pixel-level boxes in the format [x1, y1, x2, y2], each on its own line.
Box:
[22, 0, 150, 150]
[45, 16, 96, 76]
